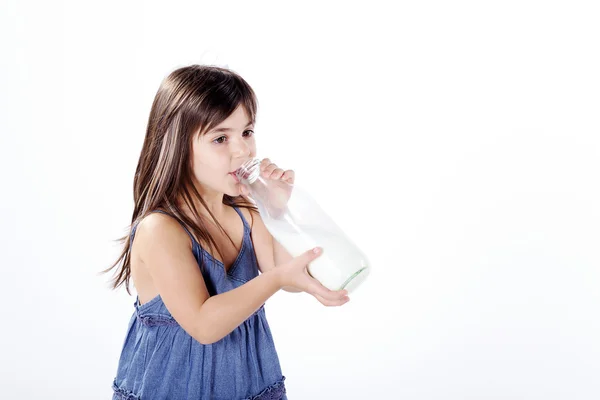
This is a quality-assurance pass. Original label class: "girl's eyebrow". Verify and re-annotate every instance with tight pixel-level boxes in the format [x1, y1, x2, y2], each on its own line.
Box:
[210, 121, 254, 134]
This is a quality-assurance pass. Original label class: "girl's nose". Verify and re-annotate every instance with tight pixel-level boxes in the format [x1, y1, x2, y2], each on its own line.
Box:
[231, 138, 250, 158]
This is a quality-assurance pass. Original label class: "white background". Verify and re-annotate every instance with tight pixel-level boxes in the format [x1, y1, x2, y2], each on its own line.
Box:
[1, 0, 599, 399]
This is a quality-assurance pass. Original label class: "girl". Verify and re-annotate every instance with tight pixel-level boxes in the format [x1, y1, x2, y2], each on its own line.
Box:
[103, 64, 350, 400]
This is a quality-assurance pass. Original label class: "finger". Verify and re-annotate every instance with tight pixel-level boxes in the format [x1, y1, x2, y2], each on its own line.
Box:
[307, 280, 348, 302]
[302, 271, 348, 301]
[262, 163, 278, 177]
[293, 247, 323, 269]
[260, 158, 271, 171]
[281, 170, 295, 184]
[313, 292, 350, 307]
[269, 168, 285, 180]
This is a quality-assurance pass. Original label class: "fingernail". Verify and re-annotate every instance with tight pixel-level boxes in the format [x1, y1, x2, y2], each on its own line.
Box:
[313, 247, 321, 254]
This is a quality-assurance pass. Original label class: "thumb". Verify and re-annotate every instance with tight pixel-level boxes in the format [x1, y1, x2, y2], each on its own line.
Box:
[294, 247, 322, 267]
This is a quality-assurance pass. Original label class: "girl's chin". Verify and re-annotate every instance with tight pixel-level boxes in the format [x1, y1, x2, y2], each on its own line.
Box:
[225, 182, 242, 197]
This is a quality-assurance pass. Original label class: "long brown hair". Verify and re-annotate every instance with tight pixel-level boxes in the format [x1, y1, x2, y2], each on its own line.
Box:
[101, 64, 259, 294]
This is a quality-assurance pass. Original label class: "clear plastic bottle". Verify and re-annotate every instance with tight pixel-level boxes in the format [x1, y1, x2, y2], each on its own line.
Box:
[235, 158, 370, 293]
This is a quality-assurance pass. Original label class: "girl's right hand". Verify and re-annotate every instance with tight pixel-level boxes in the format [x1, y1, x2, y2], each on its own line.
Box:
[276, 247, 350, 307]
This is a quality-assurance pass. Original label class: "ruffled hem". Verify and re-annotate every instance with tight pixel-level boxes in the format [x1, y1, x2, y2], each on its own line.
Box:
[112, 376, 285, 400]
[245, 376, 286, 400]
[112, 379, 140, 400]
[136, 313, 179, 327]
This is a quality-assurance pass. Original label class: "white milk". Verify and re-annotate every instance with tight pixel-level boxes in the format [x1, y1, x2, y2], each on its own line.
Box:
[265, 220, 370, 293]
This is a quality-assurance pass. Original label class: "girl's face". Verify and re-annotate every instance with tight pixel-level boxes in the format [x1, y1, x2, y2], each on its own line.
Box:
[191, 105, 256, 197]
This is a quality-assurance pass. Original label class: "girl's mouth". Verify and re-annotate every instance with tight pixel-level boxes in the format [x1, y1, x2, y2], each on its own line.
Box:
[229, 172, 240, 183]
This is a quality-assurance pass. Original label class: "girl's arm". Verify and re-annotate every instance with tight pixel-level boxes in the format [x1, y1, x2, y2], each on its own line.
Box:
[249, 208, 302, 292]
[136, 213, 284, 345]
[242, 159, 301, 291]
[136, 212, 344, 344]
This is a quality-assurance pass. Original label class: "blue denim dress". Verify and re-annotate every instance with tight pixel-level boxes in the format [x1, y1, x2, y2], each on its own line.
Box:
[112, 208, 288, 400]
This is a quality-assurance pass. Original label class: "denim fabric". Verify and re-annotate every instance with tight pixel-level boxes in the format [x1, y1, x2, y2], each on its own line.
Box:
[111, 208, 287, 400]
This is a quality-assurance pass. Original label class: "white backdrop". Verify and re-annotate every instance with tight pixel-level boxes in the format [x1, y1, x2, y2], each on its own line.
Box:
[1, 1, 599, 399]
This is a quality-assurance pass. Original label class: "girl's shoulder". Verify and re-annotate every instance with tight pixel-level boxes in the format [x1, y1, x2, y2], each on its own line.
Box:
[133, 211, 196, 255]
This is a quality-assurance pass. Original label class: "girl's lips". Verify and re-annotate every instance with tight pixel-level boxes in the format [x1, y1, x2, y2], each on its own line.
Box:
[229, 172, 240, 183]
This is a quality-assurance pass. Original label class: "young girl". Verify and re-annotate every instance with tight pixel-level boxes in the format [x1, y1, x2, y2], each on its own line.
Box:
[103, 65, 350, 400]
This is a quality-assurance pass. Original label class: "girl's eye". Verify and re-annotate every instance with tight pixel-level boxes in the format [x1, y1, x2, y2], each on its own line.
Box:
[213, 130, 254, 144]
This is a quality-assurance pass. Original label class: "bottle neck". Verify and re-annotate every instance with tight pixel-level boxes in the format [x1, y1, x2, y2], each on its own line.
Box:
[235, 157, 262, 185]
